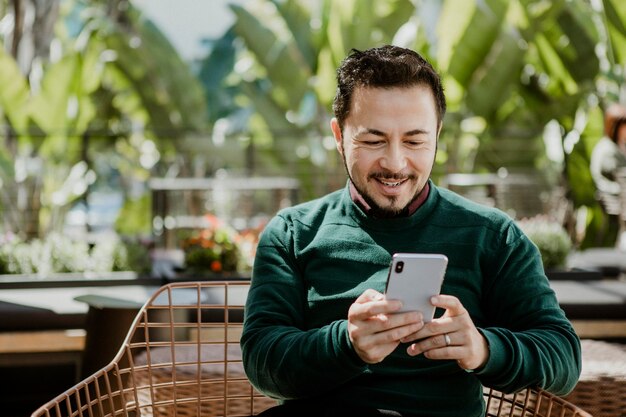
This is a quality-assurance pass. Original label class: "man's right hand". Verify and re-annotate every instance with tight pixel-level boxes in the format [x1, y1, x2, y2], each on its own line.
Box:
[347, 289, 424, 364]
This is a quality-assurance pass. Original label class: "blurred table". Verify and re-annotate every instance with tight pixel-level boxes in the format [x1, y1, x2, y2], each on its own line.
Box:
[551, 280, 626, 338]
[0, 285, 159, 369]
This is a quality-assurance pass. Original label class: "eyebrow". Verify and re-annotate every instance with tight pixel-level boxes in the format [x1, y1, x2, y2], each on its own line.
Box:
[354, 127, 430, 138]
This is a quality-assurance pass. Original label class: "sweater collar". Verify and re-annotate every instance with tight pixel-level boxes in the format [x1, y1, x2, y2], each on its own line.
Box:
[344, 179, 439, 231]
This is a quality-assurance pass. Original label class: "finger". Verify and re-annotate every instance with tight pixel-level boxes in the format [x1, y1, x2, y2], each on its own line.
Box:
[352, 320, 424, 364]
[349, 309, 421, 343]
[352, 311, 422, 345]
[350, 296, 403, 321]
[429, 294, 467, 317]
[422, 345, 465, 361]
[355, 289, 385, 304]
[399, 329, 422, 344]
[368, 310, 423, 334]
[409, 316, 456, 340]
[406, 331, 467, 356]
[369, 319, 425, 346]
[406, 333, 450, 356]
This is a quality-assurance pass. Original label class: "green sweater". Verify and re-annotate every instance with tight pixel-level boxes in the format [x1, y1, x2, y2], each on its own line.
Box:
[241, 181, 581, 417]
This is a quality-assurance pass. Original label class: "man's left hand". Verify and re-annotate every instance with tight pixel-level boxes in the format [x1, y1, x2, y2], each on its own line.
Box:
[403, 294, 489, 371]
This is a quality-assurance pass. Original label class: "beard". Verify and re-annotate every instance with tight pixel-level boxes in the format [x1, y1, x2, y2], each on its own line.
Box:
[341, 155, 426, 219]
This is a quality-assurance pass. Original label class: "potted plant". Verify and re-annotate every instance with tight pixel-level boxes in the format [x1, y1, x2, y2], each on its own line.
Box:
[516, 216, 573, 273]
[179, 214, 261, 277]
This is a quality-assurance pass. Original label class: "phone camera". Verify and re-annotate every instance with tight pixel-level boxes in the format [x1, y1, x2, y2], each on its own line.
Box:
[395, 261, 404, 273]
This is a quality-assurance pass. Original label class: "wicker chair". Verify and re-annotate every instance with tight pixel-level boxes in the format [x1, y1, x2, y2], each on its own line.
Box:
[562, 339, 626, 417]
[30, 282, 592, 417]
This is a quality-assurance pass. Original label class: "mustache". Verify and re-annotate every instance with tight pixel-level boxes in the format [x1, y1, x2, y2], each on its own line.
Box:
[368, 172, 417, 181]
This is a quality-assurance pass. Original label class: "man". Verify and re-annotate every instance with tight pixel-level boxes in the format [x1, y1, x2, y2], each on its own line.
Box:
[590, 103, 626, 246]
[590, 103, 626, 197]
[241, 45, 581, 417]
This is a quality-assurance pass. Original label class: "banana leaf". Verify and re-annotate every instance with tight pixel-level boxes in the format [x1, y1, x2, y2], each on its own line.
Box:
[442, 0, 509, 87]
[230, 3, 310, 110]
[0, 46, 30, 133]
[603, 0, 626, 65]
[271, 0, 317, 71]
[466, 29, 525, 120]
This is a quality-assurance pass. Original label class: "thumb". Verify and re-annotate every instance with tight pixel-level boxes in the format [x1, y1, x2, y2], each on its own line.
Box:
[355, 288, 385, 303]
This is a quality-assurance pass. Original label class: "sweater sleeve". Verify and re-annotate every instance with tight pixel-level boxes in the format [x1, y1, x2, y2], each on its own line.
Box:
[475, 222, 581, 395]
[241, 215, 368, 400]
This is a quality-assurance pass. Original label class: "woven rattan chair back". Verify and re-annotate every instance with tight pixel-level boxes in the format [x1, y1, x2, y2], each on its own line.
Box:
[31, 281, 274, 417]
[484, 388, 591, 417]
[30, 281, 591, 417]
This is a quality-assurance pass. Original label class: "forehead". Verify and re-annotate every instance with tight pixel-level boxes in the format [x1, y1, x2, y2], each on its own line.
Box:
[348, 84, 438, 124]
[352, 83, 435, 106]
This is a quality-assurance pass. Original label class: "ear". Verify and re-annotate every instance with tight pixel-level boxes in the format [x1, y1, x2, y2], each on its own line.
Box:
[330, 118, 343, 155]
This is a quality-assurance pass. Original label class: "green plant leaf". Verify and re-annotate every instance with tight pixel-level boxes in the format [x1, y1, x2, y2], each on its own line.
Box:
[441, 0, 509, 87]
[466, 30, 526, 120]
[29, 54, 80, 134]
[603, 0, 626, 65]
[0, 46, 30, 132]
[230, 3, 309, 109]
[240, 80, 300, 136]
[554, 4, 599, 83]
[271, 0, 316, 70]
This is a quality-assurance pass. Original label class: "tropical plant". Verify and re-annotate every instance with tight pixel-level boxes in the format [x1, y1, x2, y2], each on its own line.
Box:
[0, 0, 207, 239]
[213, 0, 626, 247]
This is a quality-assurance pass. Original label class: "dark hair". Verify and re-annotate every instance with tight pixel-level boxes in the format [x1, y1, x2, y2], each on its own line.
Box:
[332, 45, 446, 131]
[604, 103, 626, 143]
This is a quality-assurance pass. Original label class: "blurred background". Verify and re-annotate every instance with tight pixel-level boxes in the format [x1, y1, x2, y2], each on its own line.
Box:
[0, 0, 625, 276]
[2, 0, 626, 415]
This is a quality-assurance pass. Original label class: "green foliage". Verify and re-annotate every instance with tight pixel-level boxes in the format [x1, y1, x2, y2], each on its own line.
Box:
[181, 224, 242, 273]
[0, 232, 149, 275]
[517, 217, 573, 269]
[0, 1, 208, 238]
[0, 47, 29, 132]
[198, 28, 239, 124]
[217, 0, 626, 246]
[114, 193, 151, 237]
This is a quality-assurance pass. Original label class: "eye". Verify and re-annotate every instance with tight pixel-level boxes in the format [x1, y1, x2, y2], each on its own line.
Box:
[364, 140, 384, 146]
[405, 140, 426, 148]
[357, 137, 385, 147]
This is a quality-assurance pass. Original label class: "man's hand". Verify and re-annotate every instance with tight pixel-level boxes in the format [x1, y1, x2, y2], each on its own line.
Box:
[404, 295, 489, 371]
[348, 289, 424, 364]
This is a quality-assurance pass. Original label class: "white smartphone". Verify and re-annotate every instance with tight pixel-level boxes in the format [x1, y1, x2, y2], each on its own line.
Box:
[384, 253, 448, 321]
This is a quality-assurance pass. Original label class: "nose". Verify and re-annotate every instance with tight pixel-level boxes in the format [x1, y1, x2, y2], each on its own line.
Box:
[379, 142, 407, 173]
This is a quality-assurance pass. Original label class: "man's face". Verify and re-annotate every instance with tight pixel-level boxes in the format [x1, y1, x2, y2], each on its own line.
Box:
[330, 85, 440, 217]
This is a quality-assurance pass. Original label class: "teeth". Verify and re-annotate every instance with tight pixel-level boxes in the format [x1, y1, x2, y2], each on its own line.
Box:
[380, 180, 403, 187]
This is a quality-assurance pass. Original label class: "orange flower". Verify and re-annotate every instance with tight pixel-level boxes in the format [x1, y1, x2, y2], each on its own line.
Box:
[210, 260, 222, 272]
[204, 214, 222, 229]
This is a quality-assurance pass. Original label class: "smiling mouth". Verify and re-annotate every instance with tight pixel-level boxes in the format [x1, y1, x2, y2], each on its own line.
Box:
[376, 178, 407, 187]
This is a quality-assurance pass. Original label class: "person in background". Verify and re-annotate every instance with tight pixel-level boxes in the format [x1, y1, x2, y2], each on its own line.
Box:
[242, 45, 581, 417]
[590, 102, 626, 197]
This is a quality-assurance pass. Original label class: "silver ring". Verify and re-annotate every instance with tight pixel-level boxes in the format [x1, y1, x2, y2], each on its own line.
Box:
[444, 333, 451, 346]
